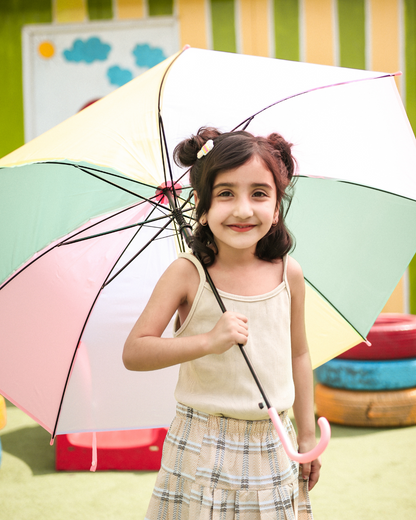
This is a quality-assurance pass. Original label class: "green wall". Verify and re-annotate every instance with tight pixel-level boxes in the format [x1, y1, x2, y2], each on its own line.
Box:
[0, 0, 52, 159]
[274, 0, 299, 61]
[405, 0, 416, 313]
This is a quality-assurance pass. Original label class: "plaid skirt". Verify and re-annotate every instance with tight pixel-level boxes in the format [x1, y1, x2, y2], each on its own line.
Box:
[145, 403, 313, 520]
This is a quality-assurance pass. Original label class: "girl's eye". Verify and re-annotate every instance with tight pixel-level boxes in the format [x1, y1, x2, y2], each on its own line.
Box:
[253, 191, 267, 197]
[217, 190, 233, 197]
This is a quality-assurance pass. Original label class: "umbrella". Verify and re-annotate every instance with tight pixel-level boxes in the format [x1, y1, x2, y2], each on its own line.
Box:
[1, 47, 416, 464]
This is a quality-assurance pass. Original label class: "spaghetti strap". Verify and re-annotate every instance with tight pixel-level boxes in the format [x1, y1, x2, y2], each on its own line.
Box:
[282, 254, 291, 302]
[178, 252, 206, 282]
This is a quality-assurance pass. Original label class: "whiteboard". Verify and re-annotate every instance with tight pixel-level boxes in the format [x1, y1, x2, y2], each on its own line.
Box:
[22, 19, 180, 142]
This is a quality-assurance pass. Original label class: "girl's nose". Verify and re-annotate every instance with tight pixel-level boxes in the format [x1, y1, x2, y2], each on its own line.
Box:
[233, 197, 253, 219]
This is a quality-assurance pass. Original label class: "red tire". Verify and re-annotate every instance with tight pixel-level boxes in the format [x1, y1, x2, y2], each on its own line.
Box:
[315, 383, 416, 427]
[337, 313, 416, 360]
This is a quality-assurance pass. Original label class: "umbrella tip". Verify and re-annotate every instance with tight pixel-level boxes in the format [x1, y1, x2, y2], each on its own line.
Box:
[182, 44, 191, 51]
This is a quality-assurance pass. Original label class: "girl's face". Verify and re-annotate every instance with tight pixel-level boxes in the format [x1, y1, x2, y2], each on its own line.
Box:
[198, 155, 279, 256]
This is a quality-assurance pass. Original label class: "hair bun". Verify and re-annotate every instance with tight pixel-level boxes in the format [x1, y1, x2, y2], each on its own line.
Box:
[174, 127, 221, 167]
[267, 132, 295, 180]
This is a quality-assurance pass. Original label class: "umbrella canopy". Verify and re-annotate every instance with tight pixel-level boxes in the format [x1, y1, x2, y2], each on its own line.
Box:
[1, 47, 416, 438]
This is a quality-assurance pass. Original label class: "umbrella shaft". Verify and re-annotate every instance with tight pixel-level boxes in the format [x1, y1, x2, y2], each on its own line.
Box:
[238, 344, 272, 410]
[201, 256, 272, 411]
[164, 190, 194, 248]
[166, 188, 272, 411]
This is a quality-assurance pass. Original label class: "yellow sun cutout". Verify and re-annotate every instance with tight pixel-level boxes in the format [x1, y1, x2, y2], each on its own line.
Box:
[38, 41, 55, 59]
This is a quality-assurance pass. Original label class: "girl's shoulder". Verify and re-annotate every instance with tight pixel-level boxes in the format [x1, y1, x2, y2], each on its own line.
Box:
[165, 255, 202, 295]
[286, 256, 305, 294]
[166, 255, 201, 281]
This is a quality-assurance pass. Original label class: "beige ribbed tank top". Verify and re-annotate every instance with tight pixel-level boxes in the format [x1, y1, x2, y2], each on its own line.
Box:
[174, 253, 295, 420]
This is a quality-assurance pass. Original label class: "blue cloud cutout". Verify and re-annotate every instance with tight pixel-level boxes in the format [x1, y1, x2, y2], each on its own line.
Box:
[63, 37, 111, 64]
[107, 65, 133, 87]
[132, 44, 166, 69]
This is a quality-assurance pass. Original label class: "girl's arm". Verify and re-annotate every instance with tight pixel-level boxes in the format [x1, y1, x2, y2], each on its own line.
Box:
[123, 258, 248, 371]
[287, 257, 321, 491]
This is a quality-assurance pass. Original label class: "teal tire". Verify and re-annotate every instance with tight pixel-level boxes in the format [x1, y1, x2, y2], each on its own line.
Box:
[315, 357, 416, 391]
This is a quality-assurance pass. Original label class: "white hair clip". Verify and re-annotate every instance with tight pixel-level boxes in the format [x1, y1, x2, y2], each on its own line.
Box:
[197, 139, 214, 159]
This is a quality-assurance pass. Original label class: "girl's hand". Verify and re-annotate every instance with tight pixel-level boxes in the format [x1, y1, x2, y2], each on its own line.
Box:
[205, 311, 248, 355]
[298, 438, 321, 491]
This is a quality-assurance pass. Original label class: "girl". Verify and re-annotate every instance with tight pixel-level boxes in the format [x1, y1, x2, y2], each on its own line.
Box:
[123, 127, 320, 519]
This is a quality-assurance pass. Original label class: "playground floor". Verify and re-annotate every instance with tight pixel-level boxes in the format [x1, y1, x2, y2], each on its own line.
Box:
[0, 399, 415, 520]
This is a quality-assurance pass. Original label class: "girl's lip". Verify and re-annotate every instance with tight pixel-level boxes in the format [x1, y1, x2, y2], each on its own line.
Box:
[228, 224, 256, 232]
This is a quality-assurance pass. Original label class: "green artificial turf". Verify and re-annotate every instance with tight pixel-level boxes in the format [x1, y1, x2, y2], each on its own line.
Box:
[0, 400, 415, 519]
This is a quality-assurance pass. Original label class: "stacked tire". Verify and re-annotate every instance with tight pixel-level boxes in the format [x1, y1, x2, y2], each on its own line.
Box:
[315, 314, 416, 427]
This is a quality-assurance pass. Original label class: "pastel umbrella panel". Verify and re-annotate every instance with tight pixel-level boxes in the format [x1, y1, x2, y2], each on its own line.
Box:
[0, 48, 416, 438]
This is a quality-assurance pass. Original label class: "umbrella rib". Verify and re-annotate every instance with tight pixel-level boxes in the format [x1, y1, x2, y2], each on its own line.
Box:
[295, 175, 416, 203]
[156, 47, 189, 205]
[44, 160, 193, 203]
[158, 112, 184, 213]
[60, 213, 180, 245]
[45, 161, 159, 191]
[51, 286, 107, 440]
[43, 160, 185, 219]
[103, 203, 162, 281]
[58, 200, 164, 245]
[103, 216, 174, 287]
[59, 200, 193, 247]
[232, 72, 401, 132]
[44, 161, 174, 215]
[60, 160, 195, 223]
[73, 163, 171, 212]
[303, 275, 368, 342]
[179, 191, 197, 250]
[158, 115, 169, 187]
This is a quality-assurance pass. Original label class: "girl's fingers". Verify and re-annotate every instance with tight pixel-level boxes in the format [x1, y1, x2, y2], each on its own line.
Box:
[300, 462, 311, 480]
[305, 458, 321, 491]
[308, 465, 320, 491]
[208, 312, 249, 352]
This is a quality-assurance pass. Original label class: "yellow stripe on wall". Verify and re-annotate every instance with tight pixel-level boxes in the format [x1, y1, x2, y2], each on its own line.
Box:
[54, 0, 87, 23]
[382, 280, 405, 313]
[304, 0, 334, 65]
[116, 0, 145, 19]
[369, 0, 400, 74]
[239, 0, 270, 57]
[369, 0, 404, 313]
[178, 0, 208, 49]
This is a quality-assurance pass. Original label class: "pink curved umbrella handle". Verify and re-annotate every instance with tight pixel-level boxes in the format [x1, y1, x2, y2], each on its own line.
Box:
[268, 407, 331, 464]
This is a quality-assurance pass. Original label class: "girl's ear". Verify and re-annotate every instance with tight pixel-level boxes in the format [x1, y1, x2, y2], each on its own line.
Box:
[193, 191, 207, 225]
[273, 203, 280, 224]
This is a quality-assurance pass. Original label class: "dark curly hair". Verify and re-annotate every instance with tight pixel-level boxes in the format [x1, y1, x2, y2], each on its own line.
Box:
[173, 127, 296, 266]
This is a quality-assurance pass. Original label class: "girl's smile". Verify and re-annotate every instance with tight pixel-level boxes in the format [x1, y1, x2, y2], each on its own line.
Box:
[227, 224, 256, 232]
[203, 155, 279, 256]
